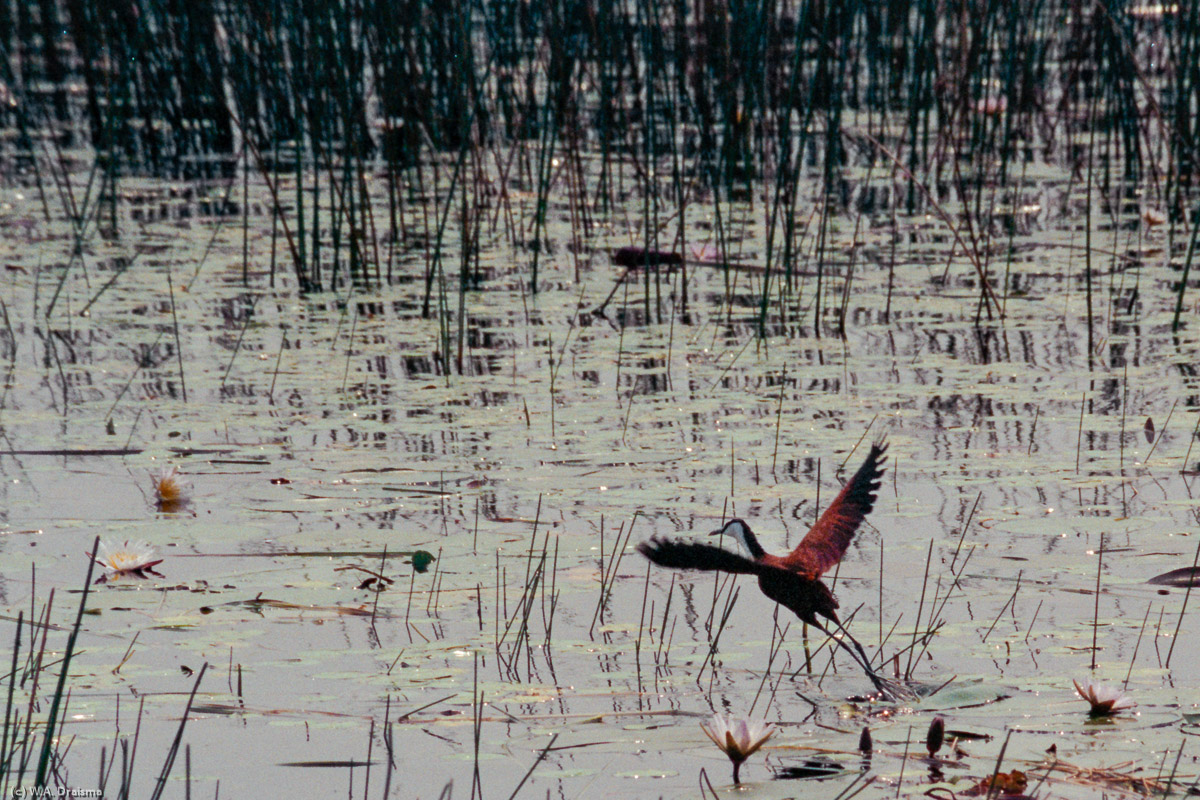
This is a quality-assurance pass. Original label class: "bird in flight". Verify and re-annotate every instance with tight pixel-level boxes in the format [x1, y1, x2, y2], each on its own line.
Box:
[638, 440, 907, 697]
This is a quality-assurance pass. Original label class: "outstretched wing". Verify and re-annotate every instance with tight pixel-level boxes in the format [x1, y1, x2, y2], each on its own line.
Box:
[637, 537, 765, 575]
[789, 440, 887, 577]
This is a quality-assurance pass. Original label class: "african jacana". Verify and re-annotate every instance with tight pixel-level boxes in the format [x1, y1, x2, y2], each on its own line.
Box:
[638, 441, 904, 696]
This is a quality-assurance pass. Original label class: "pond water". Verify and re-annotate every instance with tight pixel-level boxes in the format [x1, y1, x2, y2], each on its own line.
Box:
[2, 125, 1200, 798]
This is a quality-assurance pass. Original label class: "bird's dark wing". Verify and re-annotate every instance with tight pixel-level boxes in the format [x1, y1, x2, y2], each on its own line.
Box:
[637, 537, 765, 575]
[788, 440, 887, 577]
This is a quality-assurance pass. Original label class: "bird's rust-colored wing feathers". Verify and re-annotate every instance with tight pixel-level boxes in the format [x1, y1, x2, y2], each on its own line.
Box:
[637, 538, 767, 576]
[788, 441, 887, 577]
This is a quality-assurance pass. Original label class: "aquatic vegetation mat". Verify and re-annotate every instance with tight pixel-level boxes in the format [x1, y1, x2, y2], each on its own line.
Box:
[1, 0, 1200, 796]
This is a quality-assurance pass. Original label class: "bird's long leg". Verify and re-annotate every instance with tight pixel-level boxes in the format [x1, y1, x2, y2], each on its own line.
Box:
[809, 617, 919, 700]
[826, 615, 879, 678]
[807, 618, 886, 692]
[833, 618, 919, 700]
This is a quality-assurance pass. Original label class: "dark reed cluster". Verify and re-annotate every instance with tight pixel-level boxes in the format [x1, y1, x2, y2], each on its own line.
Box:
[0, 1, 1195, 337]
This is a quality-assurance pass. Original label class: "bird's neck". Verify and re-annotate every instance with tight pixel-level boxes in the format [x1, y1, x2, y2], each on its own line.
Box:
[729, 522, 766, 559]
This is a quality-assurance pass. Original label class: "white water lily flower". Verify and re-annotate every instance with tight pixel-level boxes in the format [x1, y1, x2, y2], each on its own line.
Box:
[152, 466, 191, 509]
[700, 714, 775, 783]
[91, 539, 164, 579]
[1073, 679, 1134, 717]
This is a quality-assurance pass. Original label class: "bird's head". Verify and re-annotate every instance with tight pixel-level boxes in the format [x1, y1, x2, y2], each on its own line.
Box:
[711, 519, 756, 556]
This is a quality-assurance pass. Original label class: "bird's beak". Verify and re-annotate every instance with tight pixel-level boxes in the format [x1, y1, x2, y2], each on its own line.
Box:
[708, 527, 723, 536]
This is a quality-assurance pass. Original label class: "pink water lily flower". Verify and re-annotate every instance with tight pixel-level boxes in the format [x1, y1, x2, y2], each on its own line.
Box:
[1073, 679, 1135, 717]
[700, 714, 775, 783]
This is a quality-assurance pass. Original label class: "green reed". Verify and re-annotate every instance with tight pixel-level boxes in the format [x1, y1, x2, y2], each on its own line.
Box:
[2, 0, 1195, 328]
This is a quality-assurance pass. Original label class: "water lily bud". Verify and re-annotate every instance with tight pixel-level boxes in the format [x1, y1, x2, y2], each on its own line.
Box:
[926, 715, 945, 757]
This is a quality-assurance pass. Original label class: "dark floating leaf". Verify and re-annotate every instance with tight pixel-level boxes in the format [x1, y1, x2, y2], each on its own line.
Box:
[1143, 417, 1155, 443]
[180, 665, 194, 676]
[2, 447, 143, 456]
[611, 245, 683, 268]
[192, 703, 244, 715]
[944, 728, 992, 742]
[271, 477, 291, 485]
[1147, 566, 1200, 587]
[773, 757, 845, 780]
[228, 595, 373, 616]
